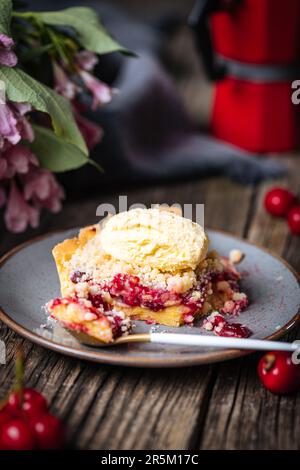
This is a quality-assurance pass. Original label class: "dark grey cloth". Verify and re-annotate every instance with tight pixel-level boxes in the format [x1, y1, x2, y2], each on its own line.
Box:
[26, 0, 285, 189]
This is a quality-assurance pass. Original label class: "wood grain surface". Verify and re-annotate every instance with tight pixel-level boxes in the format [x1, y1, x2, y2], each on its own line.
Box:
[0, 11, 299, 449]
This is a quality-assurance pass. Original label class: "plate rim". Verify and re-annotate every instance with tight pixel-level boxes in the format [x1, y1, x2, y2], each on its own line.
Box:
[0, 228, 299, 368]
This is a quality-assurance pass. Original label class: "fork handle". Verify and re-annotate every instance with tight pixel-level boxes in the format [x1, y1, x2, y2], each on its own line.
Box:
[150, 333, 299, 353]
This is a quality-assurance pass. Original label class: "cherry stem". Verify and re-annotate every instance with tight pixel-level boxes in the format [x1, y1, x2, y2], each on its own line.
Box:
[0, 347, 25, 410]
[0, 397, 7, 411]
[14, 347, 24, 404]
[263, 353, 276, 372]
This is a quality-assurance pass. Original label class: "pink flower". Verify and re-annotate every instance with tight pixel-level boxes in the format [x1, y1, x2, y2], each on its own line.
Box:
[0, 184, 5, 207]
[79, 70, 116, 109]
[0, 33, 17, 67]
[75, 113, 103, 150]
[0, 101, 34, 149]
[4, 181, 39, 233]
[0, 103, 20, 147]
[13, 103, 32, 115]
[12, 103, 34, 142]
[18, 116, 34, 142]
[76, 51, 98, 71]
[53, 62, 79, 100]
[23, 168, 65, 213]
[1, 144, 38, 178]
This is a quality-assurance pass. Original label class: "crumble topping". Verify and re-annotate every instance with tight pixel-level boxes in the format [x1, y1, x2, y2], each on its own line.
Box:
[229, 249, 245, 265]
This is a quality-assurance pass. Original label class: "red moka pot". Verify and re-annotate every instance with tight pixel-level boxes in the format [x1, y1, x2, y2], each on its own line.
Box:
[189, 0, 300, 153]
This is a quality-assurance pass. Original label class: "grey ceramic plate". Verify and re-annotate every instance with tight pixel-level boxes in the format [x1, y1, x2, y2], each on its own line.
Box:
[0, 229, 299, 368]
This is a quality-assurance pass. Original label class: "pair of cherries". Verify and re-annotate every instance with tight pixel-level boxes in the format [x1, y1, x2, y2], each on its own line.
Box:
[264, 187, 300, 234]
[0, 350, 64, 450]
[0, 388, 64, 450]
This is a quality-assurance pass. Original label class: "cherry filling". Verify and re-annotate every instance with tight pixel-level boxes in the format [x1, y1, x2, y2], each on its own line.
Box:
[203, 312, 252, 338]
[218, 322, 251, 338]
[70, 270, 86, 283]
[50, 298, 63, 308]
[102, 274, 181, 312]
[87, 293, 110, 311]
[69, 265, 247, 320]
[108, 312, 129, 338]
[60, 321, 89, 334]
[182, 273, 212, 315]
[55, 259, 250, 337]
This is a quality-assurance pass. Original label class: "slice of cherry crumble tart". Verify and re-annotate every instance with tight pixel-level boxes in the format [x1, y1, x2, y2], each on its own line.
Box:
[47, 208, 250, 342]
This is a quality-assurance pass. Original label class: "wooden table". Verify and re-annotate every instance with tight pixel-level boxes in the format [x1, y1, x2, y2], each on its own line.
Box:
[0, 16, 300, 450]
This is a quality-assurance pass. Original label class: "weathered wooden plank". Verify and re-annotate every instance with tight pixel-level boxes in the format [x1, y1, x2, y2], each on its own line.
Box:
[200, 177, 253, 235]
[76, 366, 216, 450]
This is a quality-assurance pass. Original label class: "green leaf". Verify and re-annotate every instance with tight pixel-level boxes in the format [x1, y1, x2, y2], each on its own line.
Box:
[30, 125, 88, 172]
[0, 0, 13, 37]
[23, 7, 131, 55]
[0, 66, 88, 154]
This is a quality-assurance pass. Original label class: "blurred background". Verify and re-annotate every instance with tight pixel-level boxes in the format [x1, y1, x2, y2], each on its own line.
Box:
[25, 0, 299, 195]
[112, 0, 211, 126]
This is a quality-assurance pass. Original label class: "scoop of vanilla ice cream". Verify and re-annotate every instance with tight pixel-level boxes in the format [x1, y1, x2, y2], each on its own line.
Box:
[99, 208, 209, 272]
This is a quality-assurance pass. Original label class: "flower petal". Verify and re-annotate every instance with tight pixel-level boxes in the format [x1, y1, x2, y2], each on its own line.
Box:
[0, 34, 14, 48]
[4, 181, 39, 233]
[0, 34, 17, 68]
[76, 51, 98, 71]
[0, 103, 21, 145]
[75, 113, 103, 149]
[53, 62, 79, 100]
[2, 144, 38, 178]
[23, 168, 65, 213]
[0, 50, 17, 67]
[79, 70, 115, 109]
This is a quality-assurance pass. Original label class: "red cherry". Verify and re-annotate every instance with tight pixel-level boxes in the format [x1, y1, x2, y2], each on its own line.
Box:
[6, 391, 21, 412]
[0, 409, 12, 428]
[21, 399, 46, 417]
[23, 389, 48, 413]
[0, 419, 36, 450]
[258, 351, 300, 394]
[287, 205, 300, 235]
[30, 413, 64, 449]
[264, 187, 296, 217]
[6, 388, 48, 417]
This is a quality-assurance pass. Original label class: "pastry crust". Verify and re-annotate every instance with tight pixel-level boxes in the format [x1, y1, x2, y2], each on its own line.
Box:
[121, 304, 189, 327]
[52, 225, 97, 296]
